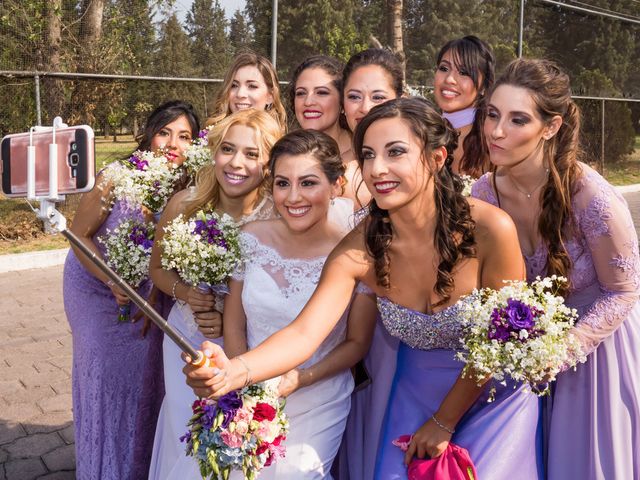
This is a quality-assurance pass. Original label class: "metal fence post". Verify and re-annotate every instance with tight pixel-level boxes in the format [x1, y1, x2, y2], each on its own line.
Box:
[271, 0, 278, 68]
[601, 99, 605, 175]
[518, 0, 525, 58]
[34, 73, 42, 126]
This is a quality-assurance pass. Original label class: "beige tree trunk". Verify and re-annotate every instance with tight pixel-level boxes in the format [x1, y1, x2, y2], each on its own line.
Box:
[68, 0, 106, 124]
[79, 0, 105, 50]
[42, 0, 64, 121]
[387, 0, 406, 84]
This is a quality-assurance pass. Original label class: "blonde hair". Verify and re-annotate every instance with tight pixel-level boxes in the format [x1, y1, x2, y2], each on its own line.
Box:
[208, 52, 287, 130]
[184, 109, 285, 219]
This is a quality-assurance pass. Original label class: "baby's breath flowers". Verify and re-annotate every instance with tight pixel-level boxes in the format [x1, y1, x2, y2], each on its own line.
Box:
[457, 276, 586, 398]
[98, 219, 155, 322]
[102, 150, 182, 213]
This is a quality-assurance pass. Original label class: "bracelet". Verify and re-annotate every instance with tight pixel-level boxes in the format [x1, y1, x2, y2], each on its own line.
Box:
[171, 279, 181, 301]
[236, 356, 253, 388]
[431, 414, 455, 434]
[106, 279, 115, 288]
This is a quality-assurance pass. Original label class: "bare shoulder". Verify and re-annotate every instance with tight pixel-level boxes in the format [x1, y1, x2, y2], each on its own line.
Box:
[240, 218, 281, 236]
[326, 223, 371, 276]
[467, 197, 518, 249]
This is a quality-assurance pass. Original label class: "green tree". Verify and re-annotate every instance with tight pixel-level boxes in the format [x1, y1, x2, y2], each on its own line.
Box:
[229, 9, 253, 54]
[185, 0, 230, 78]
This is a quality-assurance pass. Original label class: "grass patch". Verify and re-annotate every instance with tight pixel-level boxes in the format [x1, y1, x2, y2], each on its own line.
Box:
[603, 138, 640, 186]
[96, 135, 137, 171]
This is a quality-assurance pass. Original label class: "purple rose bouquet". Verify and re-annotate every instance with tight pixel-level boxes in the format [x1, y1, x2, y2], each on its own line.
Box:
[160, 210, 241, 338]
[98, 219, 155, 322]
[457, 276, 586, 398]
[181, 379, 289, 480]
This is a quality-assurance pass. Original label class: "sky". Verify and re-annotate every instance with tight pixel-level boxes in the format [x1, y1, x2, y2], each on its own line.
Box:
[173, 0, 247, 20]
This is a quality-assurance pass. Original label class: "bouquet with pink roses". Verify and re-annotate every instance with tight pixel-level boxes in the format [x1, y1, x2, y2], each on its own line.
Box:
[182, 378, 289, 479]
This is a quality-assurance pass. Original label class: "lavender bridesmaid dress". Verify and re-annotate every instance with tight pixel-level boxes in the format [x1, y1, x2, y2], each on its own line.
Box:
[63, 200, 164, 480]
[373, 296, 543, 479]
[473, 166, 640, 479]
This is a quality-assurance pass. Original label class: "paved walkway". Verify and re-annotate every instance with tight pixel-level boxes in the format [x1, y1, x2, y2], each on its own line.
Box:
[0, 191, 639, 480]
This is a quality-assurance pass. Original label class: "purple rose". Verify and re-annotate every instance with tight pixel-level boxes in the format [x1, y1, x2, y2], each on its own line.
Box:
[198, 128, 209, 139]
[200, 402, 217, 429]
[216, 390, 243, 429]
[488, 308, 510, 342]
[504, 299, 536, 331]
[129, 154, 148, 171]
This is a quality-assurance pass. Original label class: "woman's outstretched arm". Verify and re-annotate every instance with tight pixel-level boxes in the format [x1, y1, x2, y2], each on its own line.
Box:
[183, 231, 370, 398]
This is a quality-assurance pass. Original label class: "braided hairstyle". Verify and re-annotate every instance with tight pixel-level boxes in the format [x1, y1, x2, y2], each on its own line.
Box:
[491, 58, 583, 295]
[353, 97, 476, 306]
[436, 36, 495, 177]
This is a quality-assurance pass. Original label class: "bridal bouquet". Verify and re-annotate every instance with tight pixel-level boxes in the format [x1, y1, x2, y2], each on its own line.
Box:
[98, 219, 155, 322]
[181, 379, 289, 479]
[183, 127, 214, 178]
[457, 276, 586, 397]
[102, 149, 182, 213]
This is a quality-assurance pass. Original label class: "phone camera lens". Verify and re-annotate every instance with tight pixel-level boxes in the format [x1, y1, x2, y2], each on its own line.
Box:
[69, 153, 80, 167]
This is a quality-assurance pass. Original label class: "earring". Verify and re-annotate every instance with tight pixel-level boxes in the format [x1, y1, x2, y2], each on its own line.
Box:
[330, 197, 335, 206]
[265, 103, 273, 111]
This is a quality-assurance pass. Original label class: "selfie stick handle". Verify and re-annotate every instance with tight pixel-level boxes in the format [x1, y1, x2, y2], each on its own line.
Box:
[62, 226, 202, 361]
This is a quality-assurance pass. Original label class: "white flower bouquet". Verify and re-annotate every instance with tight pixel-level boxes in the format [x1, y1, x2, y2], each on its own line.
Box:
[183, 127, 214, 179]
[102, 149, 182, 213]
[98, 219, 155, 322]
[457, 276, 586, 398]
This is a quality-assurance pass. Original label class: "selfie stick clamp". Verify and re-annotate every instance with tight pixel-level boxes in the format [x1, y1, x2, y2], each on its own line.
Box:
[26, 119, 210, 367]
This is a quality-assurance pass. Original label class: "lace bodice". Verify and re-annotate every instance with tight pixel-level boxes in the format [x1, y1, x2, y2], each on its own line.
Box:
[378, 296, 474, 350]
[234, 232, 348, 368]
[472, 167, 640, 358]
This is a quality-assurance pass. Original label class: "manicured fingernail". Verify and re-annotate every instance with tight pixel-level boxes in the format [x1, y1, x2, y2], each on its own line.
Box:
[204, 349, 212, 357]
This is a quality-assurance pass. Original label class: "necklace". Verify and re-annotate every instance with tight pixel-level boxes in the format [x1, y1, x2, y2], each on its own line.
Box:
[509, 168, 549, 199]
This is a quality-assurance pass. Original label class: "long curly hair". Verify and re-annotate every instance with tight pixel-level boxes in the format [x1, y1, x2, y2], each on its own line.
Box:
[436, 36, 495, 178]
[207, 51, 287, 130]
[183, 109, 284, 219]
[491, 58, 583, 295]
[353, 97, 476, 306]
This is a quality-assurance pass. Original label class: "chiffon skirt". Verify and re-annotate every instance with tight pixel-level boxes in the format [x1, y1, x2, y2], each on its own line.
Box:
[375, 344, 544, 479]
[546, 301, 640, 479]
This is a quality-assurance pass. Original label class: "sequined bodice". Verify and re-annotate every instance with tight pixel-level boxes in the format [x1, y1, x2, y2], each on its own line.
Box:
[378, 296, 473, 350]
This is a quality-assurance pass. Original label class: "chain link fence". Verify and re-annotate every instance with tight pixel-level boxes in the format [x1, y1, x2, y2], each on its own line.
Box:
[0, 0, 639, 175]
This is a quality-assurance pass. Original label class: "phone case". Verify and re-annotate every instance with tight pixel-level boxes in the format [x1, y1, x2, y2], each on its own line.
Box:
[1, 125, 95, 197]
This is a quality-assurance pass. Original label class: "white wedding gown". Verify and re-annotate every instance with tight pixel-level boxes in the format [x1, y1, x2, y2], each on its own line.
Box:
[149, 198, 274, 480]
[149, 225, 355, 479]
[228, 231, 354, 479]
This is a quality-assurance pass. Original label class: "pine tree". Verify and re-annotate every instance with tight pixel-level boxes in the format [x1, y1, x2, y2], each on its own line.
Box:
[185, 0, 230, 78]
[229, 9, 253, 54]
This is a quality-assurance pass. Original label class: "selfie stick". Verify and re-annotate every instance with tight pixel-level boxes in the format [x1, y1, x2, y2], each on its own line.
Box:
[27, 120, 210, 367]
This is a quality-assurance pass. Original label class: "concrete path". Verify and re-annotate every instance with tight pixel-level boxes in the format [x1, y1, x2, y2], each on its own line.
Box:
[0, 190, 638, 480]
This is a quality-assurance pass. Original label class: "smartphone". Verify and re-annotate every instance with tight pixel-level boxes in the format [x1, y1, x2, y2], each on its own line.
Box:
[1, 125, 95, 197]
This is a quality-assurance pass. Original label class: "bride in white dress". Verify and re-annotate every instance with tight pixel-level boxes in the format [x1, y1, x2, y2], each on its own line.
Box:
[147, 110, 283, 480]
[223, 129, 377, 478]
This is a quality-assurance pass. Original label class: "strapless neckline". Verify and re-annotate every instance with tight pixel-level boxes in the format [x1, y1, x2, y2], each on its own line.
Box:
[377, 295, 470, 318]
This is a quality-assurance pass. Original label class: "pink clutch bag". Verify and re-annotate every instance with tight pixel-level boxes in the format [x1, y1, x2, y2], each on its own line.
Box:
[393, 435, 478, 480]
